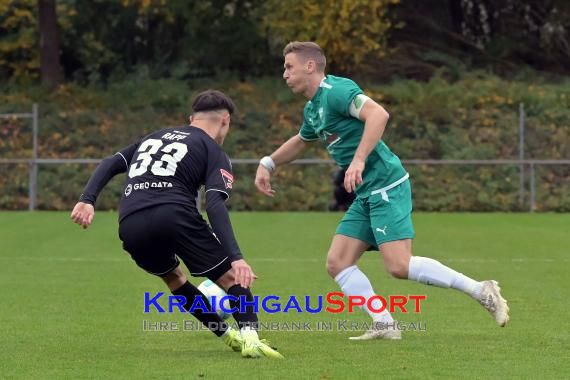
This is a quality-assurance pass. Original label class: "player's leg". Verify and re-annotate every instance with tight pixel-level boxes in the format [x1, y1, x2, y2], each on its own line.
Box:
[118, 205, 238, 347]
[173, 232, 258, 334]
[380, 239, 509, 326]
[215, 271, 258, 331]
[160, 266, 231, 337]
[380, 239, 482, 295]
[331, 198, 398, 339]
[166, 208, 259, 333]
[326, 233, 401, 340]
[327, 234, 391, 325]
[216, 270, 283, 359]
[372, 180, 509, 326]
[170, 209, 282, 359]
[159, 266, 247, 353]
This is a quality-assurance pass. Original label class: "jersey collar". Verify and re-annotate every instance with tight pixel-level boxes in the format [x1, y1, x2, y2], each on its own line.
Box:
[311, 76, 329, 102]
[319, 76, 332, 89]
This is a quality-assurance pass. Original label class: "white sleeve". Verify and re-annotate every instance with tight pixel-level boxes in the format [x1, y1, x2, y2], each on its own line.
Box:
[348, 94, 372, 120]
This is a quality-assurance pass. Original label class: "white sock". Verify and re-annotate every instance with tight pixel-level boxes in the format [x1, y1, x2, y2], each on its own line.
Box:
[240, 326, 258, 339]
[408, 256, 483, 298]
[334, 265, 394, 323]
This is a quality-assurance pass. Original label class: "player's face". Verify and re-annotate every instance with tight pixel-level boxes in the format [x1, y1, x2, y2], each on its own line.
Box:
[283, 53, 309, 94]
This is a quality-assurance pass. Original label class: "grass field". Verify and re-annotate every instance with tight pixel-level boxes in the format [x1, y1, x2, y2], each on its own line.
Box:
[1, 212, 569, 379]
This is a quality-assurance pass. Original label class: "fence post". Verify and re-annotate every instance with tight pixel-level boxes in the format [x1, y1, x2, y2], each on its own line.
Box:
[29, 103, 39, 211]
[529, 162, 536, 212]
[519, 103, 525, 207]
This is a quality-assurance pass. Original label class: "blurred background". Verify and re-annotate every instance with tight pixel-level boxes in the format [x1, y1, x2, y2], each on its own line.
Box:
[1, 0, 569, 212]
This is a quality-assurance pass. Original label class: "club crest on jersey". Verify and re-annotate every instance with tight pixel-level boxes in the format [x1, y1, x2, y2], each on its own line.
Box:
[220, 169, 234, 189]
[326, 133, 339, 144]
[318, 130, 340, 148]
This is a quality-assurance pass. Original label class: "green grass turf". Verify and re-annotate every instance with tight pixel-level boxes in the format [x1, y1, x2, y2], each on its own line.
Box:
[1, 212, 569, 379]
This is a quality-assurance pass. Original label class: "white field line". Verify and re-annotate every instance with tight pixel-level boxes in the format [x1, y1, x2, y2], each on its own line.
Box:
[0, 256, 567, 263]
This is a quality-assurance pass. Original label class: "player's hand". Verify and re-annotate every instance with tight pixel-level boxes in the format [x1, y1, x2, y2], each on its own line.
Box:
[254, 165, 276, 197]
[70, 202, 95, 229]
[344, 159, 365, 193]
[231, 259, 257, 288]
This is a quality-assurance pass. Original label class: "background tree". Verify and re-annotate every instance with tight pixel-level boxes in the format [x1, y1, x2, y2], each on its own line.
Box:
[2, 0, 570, 84]
[0, 0, 39, 83]
[261, 0, 400, 74]
[386, 0, 570, 80]
[38, 0, 63, 88]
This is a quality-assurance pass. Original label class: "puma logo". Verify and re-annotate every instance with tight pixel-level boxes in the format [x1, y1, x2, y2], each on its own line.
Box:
[376, 226, 388, 235]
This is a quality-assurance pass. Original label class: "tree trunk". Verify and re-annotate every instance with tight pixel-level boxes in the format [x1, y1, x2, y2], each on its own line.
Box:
[38, 0, 64, 88]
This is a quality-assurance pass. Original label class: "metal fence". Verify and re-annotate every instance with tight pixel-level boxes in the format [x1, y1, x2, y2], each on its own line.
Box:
[0, 104, 38, 211]
[1, 104, 569, 212]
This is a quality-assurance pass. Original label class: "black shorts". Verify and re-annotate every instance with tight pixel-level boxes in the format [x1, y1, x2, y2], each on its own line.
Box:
[118, 204, 233, 281]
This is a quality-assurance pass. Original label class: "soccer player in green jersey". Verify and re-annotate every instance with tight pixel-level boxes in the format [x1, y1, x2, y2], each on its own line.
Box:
[255, 41, 510, 340]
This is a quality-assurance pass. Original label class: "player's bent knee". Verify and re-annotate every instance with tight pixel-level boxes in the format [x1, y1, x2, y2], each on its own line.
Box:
[326, 258, 349, 278]
[161, 266, 187, 291]
[215, 270, 235, 292]
[385, 262, 409, 279]
[326, 262, 337, 277]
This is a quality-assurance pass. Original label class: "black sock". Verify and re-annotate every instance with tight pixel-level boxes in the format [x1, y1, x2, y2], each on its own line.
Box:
[172, 281, 228, 337]
[227, 285, 259, 329]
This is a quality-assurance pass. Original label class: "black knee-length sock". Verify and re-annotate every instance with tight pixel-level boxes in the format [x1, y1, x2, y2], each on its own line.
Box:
[227, 285, 259, 329]
[172, 281, 228, 337]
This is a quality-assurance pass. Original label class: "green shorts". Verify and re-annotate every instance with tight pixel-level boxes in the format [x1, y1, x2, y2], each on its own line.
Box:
[336, 179, 415, 248]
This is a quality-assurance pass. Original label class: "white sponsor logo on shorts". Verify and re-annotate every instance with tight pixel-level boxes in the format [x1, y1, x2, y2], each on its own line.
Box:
[376, 226, 388, 235]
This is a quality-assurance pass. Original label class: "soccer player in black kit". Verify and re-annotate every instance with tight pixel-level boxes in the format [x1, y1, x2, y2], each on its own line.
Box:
[70, 90, 283, 359]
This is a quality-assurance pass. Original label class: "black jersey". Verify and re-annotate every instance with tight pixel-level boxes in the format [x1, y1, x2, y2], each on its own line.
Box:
[117, 125, 234, 221]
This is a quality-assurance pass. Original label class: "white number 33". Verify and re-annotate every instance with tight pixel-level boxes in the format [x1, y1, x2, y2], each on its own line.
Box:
[128, 139, 188, 178]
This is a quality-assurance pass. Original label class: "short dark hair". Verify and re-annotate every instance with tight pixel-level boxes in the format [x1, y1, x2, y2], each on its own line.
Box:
[283, 41, 326, 72]
[192, 90, 236, 115]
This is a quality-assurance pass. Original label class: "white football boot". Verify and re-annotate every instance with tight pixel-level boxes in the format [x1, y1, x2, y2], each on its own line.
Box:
[349, 321, 402, 340]
[477, 280, 510, 327]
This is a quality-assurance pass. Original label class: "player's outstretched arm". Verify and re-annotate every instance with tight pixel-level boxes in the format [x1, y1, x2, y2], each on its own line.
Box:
[255, 134, 307, 197]
[70, 150, 132, 229]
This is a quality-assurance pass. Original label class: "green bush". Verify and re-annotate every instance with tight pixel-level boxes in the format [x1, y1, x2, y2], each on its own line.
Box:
[1, 72, 568, 211]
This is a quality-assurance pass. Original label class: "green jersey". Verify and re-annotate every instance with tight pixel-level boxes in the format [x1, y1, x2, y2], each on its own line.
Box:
[298, 75, 407, 198]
